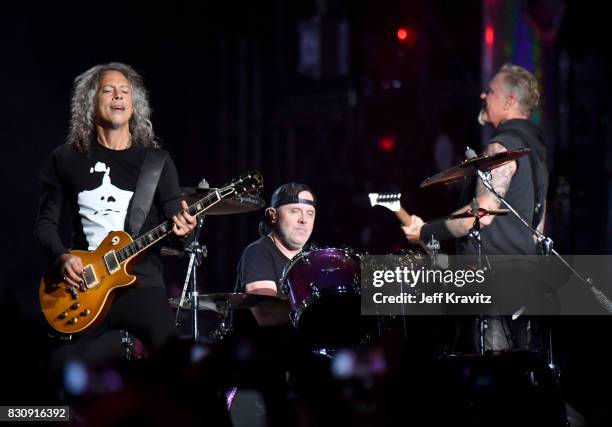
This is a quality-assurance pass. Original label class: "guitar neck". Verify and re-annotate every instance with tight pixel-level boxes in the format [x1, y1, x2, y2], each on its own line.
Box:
[115, 188, 230, 263]
[393, 206, 436, 256]
[394, 207, 413, 228]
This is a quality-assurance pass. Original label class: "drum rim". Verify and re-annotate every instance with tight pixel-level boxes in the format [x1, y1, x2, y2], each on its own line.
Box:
[280, 244, 358, 287]
[281, 245, 361, 328]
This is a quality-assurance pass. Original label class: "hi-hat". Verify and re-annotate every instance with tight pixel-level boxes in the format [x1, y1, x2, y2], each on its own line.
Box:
[444, 207, 510, 220]
[420, 148, 531, 188]
[181, 187, 265, 215]
[169, 293, 281, 312]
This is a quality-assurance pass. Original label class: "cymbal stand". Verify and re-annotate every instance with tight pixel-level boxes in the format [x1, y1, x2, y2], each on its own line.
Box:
[473, 167, 607, 308]
[472, 161, 612, 372]
[175, 215, 207, 342]
[209, 301, 233, 342]
[466, 198, 491, 355]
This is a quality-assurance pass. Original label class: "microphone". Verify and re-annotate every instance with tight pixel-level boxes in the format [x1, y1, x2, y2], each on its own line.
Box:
[465, 146, 478, 160]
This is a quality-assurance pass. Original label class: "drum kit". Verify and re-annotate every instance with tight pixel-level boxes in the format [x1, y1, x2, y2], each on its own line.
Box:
[164, 150, 532, 347]
[152, 150, 607, 426]
[168, 148, 606, 355]
[167, 180, 372, 347]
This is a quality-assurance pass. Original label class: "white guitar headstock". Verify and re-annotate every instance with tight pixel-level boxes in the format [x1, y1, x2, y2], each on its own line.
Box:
[368, 192, 401, 212]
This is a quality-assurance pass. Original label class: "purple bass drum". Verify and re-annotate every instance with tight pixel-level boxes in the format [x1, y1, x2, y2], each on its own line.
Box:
[281, 246, 365, 348]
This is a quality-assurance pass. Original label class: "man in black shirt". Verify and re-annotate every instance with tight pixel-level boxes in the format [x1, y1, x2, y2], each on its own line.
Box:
[236, 182, 316, 326]
[233, 183, 316, 426]
[403, 63, 549, 351]
[34, 63, 196, 364]
[404, 63, 547, 255]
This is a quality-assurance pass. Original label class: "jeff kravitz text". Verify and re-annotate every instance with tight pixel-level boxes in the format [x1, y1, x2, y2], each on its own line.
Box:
[372, 292, 492, 304]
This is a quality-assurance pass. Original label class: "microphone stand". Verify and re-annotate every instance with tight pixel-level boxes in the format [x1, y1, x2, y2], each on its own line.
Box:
[473, 166, 607, 308]
[467, 147, 612, 373]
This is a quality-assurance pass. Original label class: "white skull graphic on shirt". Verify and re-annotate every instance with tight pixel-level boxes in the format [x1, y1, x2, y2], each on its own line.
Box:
[78, 162, 134, 250]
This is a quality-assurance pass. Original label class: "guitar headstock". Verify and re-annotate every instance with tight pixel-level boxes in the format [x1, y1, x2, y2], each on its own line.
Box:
[368, 192, 401, 212]
[223, 170, 264, 197]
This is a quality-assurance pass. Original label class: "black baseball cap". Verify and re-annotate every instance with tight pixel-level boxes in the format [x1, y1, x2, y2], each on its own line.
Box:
[270, 182, 316, 208]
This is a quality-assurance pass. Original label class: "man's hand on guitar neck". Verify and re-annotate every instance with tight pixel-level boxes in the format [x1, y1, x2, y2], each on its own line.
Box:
[172, 200, 197, 237]
[402, 214, 424, 243]
[58, 253, 85, 292]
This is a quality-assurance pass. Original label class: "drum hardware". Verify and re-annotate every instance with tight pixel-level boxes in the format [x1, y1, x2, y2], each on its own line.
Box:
[172, 178, 265, 342]
[160, 247, 185, 257]
[424, 236, 449, 270]
[174, 215, 208, 342]
[419, 148, 531, 188]
[422, 146, 608, 366]
[465, 198, 493, 274]
[120, 330, 135, 361]
[170, 292, 281, 341]
[425, 236, 440, 253]
[444, 208, 510, 220]
[460, 146, 606, 316]
[308, 283, 320, 298]
[170, 293, 280, 312]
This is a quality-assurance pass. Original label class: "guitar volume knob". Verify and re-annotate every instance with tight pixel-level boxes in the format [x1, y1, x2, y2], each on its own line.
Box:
[80, 309, 91, 317]
[68, 317, 78, 325]
[57, 312, 68, 319]
[70, 303, 81, 310]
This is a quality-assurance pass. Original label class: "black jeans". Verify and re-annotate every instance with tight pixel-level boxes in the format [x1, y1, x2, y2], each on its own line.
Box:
[49, 285, 177, 369]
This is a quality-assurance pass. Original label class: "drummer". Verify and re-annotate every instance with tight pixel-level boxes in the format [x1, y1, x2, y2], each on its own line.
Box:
[235, 182, 316, 326]
[232, 182, 316, 426]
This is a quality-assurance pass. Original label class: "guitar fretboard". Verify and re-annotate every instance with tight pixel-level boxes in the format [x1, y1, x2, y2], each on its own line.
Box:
[115, 188, 231, 263]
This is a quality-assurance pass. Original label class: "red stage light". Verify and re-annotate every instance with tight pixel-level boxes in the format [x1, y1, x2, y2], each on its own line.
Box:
[396, 26, 417, 47]
[378, 136, 397, 152]
[397, 28, 408, 41]
[485, 25, 494, 46]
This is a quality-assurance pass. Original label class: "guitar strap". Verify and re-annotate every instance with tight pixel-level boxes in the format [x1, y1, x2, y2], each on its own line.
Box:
[126, 149, 169, 237]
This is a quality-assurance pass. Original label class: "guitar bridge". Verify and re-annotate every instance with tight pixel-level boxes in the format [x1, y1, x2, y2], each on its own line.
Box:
[104, 251, 120, 274]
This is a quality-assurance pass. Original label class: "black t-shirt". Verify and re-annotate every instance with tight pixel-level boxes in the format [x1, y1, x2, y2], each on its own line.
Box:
[456, 119, 548, 256]
[234, 235, 299, 378]
[235, 235, 291, 298]
[34, 142, 185, 287]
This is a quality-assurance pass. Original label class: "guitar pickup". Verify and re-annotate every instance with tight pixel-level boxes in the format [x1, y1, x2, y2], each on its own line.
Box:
[82, 265, 97, 288]
[103, 251, 120, 274]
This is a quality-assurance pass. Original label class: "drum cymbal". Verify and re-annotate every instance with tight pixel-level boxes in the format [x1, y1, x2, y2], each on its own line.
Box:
[160, 247, 185, 257]
[181, 187, 265, 215]
[444, 207, 510, 220]
[420, 148, 531, 188]
[169, 293, 281, 312]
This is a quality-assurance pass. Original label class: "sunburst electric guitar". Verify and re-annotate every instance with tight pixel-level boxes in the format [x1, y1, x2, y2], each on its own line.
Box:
[40, 171, 263, 334]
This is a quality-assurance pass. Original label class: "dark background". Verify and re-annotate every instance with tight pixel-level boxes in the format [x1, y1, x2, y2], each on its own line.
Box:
[0, 1, 610, 423]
